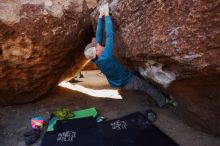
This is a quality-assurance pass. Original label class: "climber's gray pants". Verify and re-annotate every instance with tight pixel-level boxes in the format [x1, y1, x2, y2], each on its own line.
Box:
[123, 75, 166, 107]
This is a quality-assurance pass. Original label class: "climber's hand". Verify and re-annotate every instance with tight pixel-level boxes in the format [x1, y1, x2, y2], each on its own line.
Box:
[99, 6, 105, 18]
[102, 3, 109, 16]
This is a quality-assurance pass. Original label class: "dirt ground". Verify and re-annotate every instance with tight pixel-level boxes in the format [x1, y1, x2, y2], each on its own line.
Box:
[0, 70, 220, 146]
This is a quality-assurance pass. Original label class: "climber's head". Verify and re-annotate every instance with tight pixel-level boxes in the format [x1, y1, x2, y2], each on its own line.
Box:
[84, 38, 104, 59]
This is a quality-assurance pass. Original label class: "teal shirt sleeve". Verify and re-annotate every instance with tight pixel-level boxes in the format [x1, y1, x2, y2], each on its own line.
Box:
[99, 16, 114, 59]
[96, 18, 103, 45]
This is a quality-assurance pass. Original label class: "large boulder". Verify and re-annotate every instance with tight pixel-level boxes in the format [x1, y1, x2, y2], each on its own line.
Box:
[0, 0, 97, 105]
[91, 0, 220, 135]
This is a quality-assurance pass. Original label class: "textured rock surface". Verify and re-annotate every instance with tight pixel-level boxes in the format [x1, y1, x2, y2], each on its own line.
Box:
[91, 0, 220, 135]
[0, 0, 97, 105]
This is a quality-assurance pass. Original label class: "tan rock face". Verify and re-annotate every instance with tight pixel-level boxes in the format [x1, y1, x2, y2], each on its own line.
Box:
[0, 0, 96, 105]
[92, 0, 220, 135]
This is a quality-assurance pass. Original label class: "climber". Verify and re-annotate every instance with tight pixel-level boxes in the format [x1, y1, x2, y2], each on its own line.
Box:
[84, 3, 172, 107]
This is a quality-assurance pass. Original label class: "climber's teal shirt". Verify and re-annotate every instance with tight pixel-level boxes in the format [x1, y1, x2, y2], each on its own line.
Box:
[93, 16, 133, 87]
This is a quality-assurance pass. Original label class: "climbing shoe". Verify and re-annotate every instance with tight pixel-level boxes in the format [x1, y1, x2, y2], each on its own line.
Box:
[24, 129, 41, 145]
[23, 129, 41, 137]
[163, 95, 177, 108]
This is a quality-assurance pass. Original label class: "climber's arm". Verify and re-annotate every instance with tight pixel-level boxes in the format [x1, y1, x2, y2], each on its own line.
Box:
[96, 18, 103, 45]
[99, 3, 114, 58]
[103, 16, 114, 58]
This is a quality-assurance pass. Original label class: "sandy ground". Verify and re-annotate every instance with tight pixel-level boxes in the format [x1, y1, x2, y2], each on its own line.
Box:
[0, 70, 220, 146]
